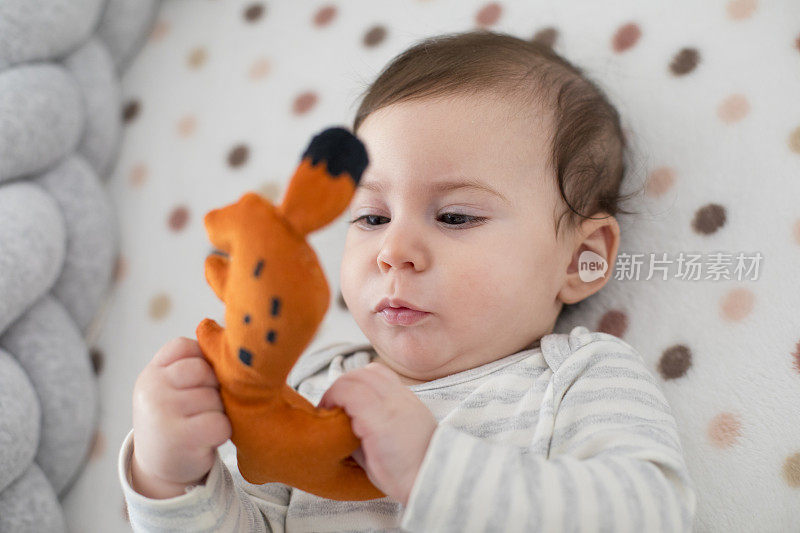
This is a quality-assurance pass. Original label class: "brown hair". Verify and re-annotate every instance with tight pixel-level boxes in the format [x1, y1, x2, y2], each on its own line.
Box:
[351, 29, 641, 239]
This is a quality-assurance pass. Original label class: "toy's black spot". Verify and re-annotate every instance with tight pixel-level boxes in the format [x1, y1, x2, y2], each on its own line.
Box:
[254, 259, 264, 277]
[238, 348, 253, 366]
[243, 314, 251, 324]
[271, 297, 281, 317]
[301, 126, 368, 184]
[266, 330, 276, 344]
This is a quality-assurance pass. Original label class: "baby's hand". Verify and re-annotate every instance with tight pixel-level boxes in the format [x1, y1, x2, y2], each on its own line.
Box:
[130, 337, 232, 498]
[318, 362, 437, 505]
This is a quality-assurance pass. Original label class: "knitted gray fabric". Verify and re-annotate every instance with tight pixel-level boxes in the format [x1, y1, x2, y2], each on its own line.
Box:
[0, 0, 160, 530]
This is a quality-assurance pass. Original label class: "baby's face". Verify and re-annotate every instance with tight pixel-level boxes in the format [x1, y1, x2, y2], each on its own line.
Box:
[340, 93, 571, 384]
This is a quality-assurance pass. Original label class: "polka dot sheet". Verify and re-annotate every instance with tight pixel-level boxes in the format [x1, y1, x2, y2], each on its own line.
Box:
[63, 1, 800, 531]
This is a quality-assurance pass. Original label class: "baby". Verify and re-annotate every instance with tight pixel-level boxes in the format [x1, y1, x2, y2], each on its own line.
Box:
[119, 30, 696, 532]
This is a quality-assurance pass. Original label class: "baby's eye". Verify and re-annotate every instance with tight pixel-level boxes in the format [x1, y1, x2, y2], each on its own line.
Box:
[348, 213, 486, 229]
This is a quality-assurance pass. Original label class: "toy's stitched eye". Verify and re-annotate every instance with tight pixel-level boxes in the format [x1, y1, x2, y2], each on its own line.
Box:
[266, 330, 276, 344]
[271, 297, 281, 317]
[243, 314, 251, 324]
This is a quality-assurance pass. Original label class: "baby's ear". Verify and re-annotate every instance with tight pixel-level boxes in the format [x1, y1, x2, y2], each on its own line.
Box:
[557, 213, 620, 305]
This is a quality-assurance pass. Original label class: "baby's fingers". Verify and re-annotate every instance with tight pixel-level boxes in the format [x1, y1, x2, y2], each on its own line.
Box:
[165, 356, 219, 390]
[174, 387, 225, 418]
[184, 410, 233, 449]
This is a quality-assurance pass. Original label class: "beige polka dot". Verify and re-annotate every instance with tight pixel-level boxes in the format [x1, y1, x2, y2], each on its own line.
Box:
[792, 339, 800, 374]
[717, 94, 749, 123]
[228, 144, 250, 167]
[258, 181, 282, 202]
[597, 309, 628, 338]
[720, 287, 755, 322]
[187, 47, 207, 69]
[313, 5, 337, 27]
[708, 412, 742, 448]
[645, 166, 675, 197]
[726, 0, 758, 20]
[168, 205, 190, 231]
[363, 25, 387, 47]
[658, 344, 693, 380]
[612, 22, 641, 53]
[149, 20, 170, 42]
[475, 2, 502, 27]
[784, 452, 800, 487]
[129, 163, 147, 187]
[670, 47, 700, 75]
[248, 57, 271, 80]
[292, 91, 318, 115]
[149, 293, 172, 320]
[531, 27, 558, 48]
[177, 115, 197, 137]
[113, 254, 127, 282]
[793, 219, 800, 245]
[788, 125, 800, 154]
[89, 429, 105, 460]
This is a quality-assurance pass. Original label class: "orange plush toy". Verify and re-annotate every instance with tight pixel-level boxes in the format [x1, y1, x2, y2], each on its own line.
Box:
[195, 127, 384, 501]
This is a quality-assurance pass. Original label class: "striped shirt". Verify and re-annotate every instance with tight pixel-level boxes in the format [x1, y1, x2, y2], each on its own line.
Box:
[118, 325, 696, 532]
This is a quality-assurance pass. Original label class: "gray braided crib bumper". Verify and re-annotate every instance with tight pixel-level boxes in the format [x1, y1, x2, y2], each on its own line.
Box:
[0, 1, 160, 530]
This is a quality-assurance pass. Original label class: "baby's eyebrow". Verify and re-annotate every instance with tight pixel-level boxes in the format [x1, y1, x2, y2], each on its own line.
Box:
[357, 177, 510, 204]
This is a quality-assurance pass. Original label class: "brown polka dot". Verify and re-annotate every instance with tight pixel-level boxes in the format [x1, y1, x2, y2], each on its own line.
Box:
[257, 181, 282, 202]
[248, 57, 271, 80]
[187, 47, 207, 69]
[791, 339, 800, 374]
[531, 27, 558, 48]
[243, 3, 265, 22]
[597, 309, 628, 338]
[129, 163, 147, 187]
[645, 166, 675, 197]
[90, 347, 104, 375]
[720, 287, 755, 322]
[708, 412, 742, 448]
[692, 203, 726, 235]
[657, 344, 692, 380]
[717, 93, 749, 123]
[89, 429, 105, 460]
[363, 25, 387, 47]
[612, 22, 641, 53]
[149, 293, 171, 320]
[313, 5, 337, 27]
[793, 219, 800, 245]
[113, 254, 127, 282]
[795, 34, 800, 53]
[122, 100, 140, 123]
[168, 205, 190, 231]
[475, 2, 502, 27]
[337, 290, 348, 311]
[177, 115, 197, 137]
[149, 20, 170, 42]
[669, 47, 700, 75]
[726, 0, 757, 20]
[788, 125, 800, 154]
[783, 452, 800, 487]
[227, 144, 249, 167]
[292, 91, 318, 115]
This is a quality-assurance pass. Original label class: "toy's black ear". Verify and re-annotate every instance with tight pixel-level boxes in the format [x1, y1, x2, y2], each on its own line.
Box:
[277, 127, 369, 236]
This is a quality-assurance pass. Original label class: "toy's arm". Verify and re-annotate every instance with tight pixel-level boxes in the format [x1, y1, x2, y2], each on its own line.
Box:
[119, 428, 290, 532]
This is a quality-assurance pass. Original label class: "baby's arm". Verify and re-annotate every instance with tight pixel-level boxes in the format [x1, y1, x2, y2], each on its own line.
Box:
[119, 429, 290, 532]
[400, 340, 696, 533]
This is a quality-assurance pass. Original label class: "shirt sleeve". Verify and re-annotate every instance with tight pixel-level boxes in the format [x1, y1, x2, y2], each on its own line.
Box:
[400, 341, 697, 533]
[118, 428, 291, 532]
